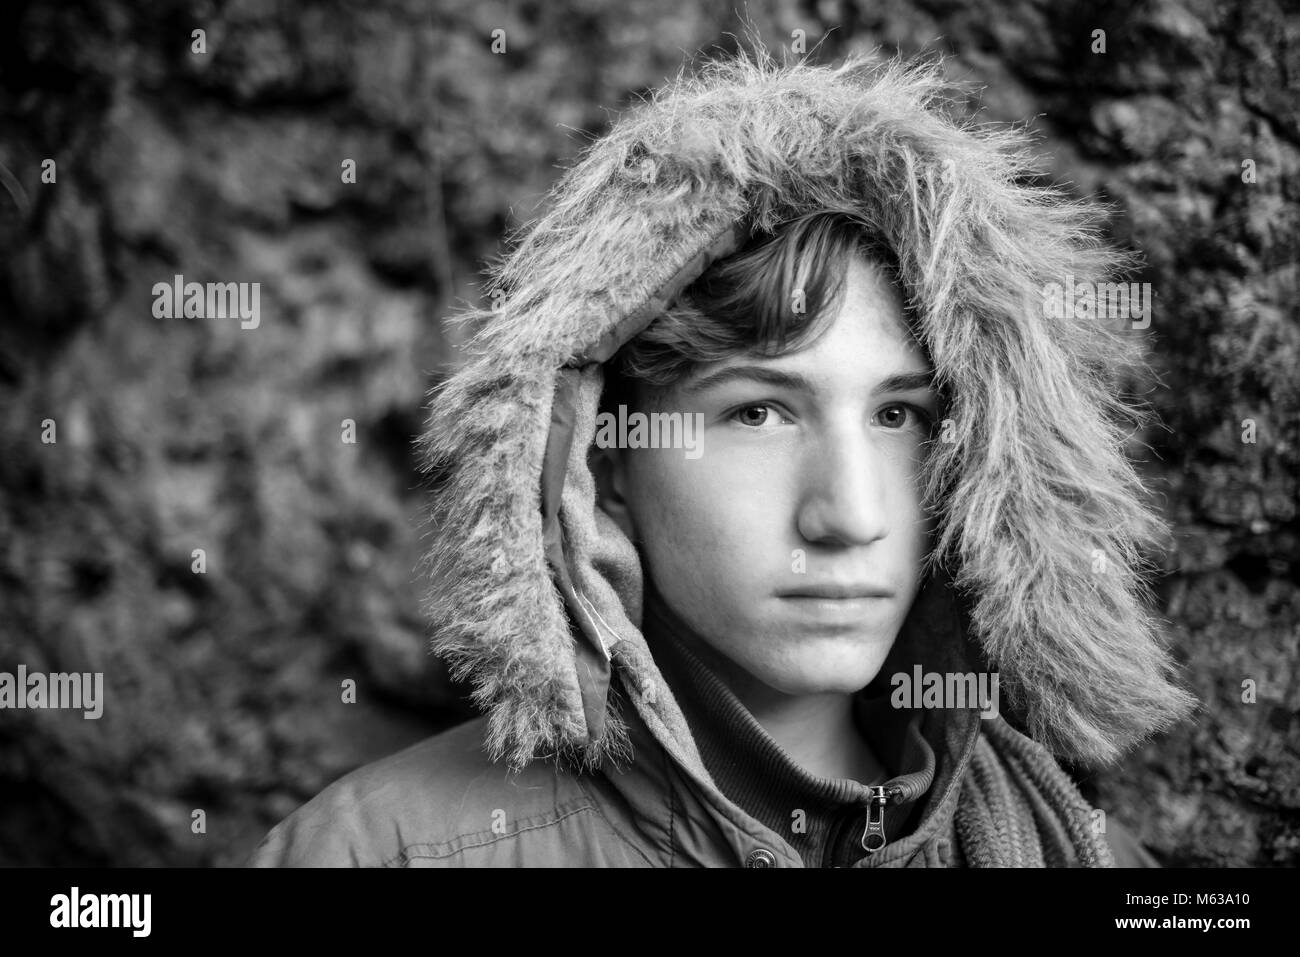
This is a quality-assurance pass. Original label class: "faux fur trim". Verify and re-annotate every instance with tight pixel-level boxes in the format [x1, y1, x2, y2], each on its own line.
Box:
[416, 47, 1196, 772]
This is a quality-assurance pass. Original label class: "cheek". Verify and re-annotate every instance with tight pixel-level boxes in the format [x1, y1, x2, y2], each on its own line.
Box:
[625, 451, 783, 595]
[885, 448, 936, 586]
[893, 457, 927, 523]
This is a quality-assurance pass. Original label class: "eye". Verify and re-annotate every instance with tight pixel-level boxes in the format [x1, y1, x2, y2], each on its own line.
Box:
[876, 404, 932, 431]
[728, 403, 786, 428]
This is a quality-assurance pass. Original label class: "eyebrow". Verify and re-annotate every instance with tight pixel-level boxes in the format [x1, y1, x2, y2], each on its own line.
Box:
[679, 364, 936, 397]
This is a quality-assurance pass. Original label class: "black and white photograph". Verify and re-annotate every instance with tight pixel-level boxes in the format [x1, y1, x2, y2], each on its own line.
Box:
[0, 0, 1295, 927]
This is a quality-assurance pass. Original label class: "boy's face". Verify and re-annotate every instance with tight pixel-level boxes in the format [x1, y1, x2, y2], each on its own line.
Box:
[598, 254, 939, 703]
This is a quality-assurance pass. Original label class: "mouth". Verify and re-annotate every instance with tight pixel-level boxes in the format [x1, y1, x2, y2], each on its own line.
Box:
[774, 590, 893, 628]
[775, 584, 895, 628]
[777, 584, 895, 600]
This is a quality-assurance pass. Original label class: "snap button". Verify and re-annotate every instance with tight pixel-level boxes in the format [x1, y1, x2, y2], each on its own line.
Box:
[745, 848, 777, 868]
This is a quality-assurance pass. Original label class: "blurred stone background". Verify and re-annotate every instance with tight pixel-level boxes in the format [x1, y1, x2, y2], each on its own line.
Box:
[0, 0, 1294, 866]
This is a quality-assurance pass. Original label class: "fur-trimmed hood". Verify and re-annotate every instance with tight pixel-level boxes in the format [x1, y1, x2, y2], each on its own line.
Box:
[416, 50, 1196, 775]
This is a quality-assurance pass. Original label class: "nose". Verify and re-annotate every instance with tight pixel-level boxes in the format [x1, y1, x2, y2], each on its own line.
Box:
[795, 427, 891, 547]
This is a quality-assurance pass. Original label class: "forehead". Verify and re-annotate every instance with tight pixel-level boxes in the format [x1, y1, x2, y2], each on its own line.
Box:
[830, 255, 917, 352]
[673, 254, 931, 398]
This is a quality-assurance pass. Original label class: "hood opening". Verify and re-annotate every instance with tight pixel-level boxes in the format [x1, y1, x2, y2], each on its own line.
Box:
[418, 51, 1196, 776]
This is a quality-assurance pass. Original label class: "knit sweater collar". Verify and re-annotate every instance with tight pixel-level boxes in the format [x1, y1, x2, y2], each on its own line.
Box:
[641, 580, 949, 867]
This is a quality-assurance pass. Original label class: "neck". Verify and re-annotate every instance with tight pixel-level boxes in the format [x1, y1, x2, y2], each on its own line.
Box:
[750, 688, 887, 784]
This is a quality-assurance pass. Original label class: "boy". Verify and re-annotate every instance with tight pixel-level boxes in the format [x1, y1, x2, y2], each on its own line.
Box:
[248, 50, 1194, 867]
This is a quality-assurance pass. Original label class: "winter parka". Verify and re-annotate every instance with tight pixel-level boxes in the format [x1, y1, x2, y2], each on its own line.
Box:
[248, 50, 1195, 868]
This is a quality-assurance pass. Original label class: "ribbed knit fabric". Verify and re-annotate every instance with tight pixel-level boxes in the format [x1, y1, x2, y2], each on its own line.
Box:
[952, 717, 1115, 867]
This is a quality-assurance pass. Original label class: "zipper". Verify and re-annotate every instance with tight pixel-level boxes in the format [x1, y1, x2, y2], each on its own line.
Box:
[861, 784, 904, 854]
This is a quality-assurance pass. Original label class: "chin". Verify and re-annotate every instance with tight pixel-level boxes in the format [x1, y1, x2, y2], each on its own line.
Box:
[758, 647, 888, 697]
[783, 675, 867, 696]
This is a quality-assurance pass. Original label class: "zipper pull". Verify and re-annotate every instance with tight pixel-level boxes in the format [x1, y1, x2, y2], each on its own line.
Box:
[861, 785, 890, 854]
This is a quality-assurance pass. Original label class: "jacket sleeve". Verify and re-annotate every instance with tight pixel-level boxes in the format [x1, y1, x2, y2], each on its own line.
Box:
[1104, 818, 1161, 868]
[241, 720, 661, 867]
[244, 799, 371, 867]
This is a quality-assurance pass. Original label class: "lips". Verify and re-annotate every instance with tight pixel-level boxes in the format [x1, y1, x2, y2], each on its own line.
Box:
[778, 583, 895, 599]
